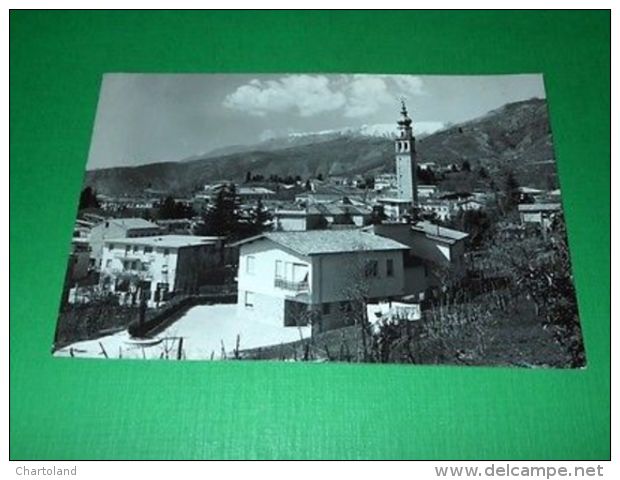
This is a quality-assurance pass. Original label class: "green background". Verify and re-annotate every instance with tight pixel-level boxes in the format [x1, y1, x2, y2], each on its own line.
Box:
[9, 11, 610, 460]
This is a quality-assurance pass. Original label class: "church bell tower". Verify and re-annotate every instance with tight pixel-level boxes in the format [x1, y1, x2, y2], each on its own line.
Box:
[395, 100, 418, 207]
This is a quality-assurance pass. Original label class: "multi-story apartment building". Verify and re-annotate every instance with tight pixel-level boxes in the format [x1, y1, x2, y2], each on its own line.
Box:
[89, 217, 162, 268]
[100, 235, 226, 307]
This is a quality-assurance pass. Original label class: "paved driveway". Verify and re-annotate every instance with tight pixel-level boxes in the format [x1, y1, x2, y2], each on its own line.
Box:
[55, 304, 311, 360]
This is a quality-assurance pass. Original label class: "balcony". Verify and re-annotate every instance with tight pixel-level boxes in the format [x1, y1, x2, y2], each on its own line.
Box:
[274, 278, 309, 292]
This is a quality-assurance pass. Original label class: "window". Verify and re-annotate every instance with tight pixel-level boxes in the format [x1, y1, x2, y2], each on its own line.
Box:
[108, 244, 114, 251]
[386, 258, 394, 277]
[144, 246, 153, 254]
[322, 303, 331, 315]
[163, 248, 170, 256]
[275, 260, 284, 279]
[132, 245, 140, 253]
[364, 260, 379, 278]
[246, 255, 256, 274]
[244, 291, 254, 308]
[125, 245, 130, 255]
[105, 259, 112, 268]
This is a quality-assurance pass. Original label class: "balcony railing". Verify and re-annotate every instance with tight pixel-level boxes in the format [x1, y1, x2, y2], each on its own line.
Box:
[274, 278, 309, 292]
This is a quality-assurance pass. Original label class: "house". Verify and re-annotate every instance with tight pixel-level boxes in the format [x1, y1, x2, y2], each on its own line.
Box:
[327, 176, 350, 186]
[374, 173, 397, 192]
[409, 222, 468, 276]
[274, 206, 326, 231]
[457, 198, 485, 212]
[238, 186, 276, 203]
[375, 197, 413, 220]
[518, 203, 562, 229]
[418, 184, 438, 198]
[100, 235, 227, 307]
[156, 218, 195, 234]
[315, 203, 371, 228]
[233, 230, 409, 332]
[73, 218, 96, 239]
[533, 188, 562, 204]
[365, 221, 468, 299]
[517, 186, 544, 203]
[471, 191, 494, 203]
[88, 218, 162, 269]
[418, 199, 456, 221]
[418, 162, 437, 171]
[274, 202, 372, 231]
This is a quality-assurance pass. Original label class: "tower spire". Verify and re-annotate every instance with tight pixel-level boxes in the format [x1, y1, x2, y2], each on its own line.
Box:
[397, 97, 413, 129]
[394, 100, 418, 212]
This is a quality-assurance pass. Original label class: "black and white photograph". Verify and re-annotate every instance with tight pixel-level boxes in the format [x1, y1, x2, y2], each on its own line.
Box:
[52, 73, 585, 367]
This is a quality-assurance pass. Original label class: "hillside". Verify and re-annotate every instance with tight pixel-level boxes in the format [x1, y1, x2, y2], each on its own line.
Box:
[84, 98, 558, 195]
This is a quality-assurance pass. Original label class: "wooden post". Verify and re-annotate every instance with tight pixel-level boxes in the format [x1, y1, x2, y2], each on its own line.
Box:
[176, 337, 184, 360]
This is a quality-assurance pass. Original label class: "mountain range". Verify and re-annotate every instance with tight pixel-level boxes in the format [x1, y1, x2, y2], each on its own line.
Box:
[84, 98, 558, 196]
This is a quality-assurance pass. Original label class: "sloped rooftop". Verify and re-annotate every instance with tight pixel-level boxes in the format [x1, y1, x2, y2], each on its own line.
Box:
[105, 235, 223, 248]
[411, 221, 469, 242]
[108, 218, 160, 230]
[235, 230, 409, 256]
[518, 203, 562, 212]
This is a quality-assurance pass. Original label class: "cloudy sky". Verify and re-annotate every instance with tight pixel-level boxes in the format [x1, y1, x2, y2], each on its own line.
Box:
[87, 73, 546, 170]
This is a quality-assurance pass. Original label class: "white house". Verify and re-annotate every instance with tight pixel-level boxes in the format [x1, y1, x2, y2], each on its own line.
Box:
[457, 198, 485, 212]
[518, 203, 562, 229]
[418, 199, 456, 221]
[100, 235, 226, 307]
[417, 184, 438, 198]
[88, 218, 161, 268]
[233, 230, 409, 332]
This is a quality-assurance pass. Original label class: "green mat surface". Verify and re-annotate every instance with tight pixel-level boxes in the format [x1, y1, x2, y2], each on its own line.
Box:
[9, 11, 610, 460]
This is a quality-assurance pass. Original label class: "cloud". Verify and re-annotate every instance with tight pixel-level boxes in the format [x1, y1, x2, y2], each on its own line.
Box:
[390, 75, 425, 96]
[223, 74, 425, 118]
[223, 75, 346, 117]
[343, 75, 393, 118]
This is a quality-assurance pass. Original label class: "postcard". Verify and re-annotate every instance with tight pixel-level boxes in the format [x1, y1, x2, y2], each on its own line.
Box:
[53, 73, 585, 367]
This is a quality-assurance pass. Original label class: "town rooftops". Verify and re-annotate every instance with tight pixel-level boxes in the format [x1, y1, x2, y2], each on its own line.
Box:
[233, 230, 409, 256]
[103, 218, 160, 230]
[518, 203, 562, 212]
[104, 235, 223, 249]
[276, 203, 371, 217]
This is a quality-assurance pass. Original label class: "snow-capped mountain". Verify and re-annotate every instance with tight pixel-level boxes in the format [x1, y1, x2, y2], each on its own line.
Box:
[288, 121, 445, 140]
